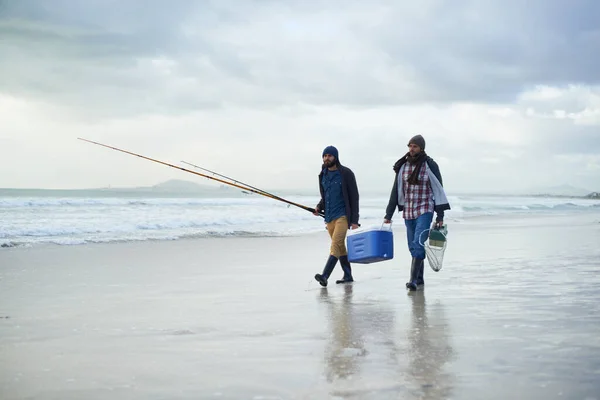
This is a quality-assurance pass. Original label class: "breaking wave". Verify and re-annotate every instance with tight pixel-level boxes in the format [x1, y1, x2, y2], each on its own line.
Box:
[1, 194, 599, 248]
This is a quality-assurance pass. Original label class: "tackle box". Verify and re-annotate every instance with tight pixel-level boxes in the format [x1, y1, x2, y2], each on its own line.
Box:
[428, 224, 448, 248]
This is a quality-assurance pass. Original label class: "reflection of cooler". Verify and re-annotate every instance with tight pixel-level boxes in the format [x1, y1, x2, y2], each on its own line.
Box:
[346, 224, 394, 264]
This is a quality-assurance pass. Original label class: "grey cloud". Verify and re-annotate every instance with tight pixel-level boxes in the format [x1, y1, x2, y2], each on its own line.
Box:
[518, 88, 600, 117]
[0, 0, 269, 116]
[528, 122, 600, 156]
[0, 0, 599, 116]
[376, 0, 600, 103]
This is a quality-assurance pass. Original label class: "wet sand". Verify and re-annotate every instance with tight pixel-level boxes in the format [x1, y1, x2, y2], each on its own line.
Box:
[1, 213, 599, 399]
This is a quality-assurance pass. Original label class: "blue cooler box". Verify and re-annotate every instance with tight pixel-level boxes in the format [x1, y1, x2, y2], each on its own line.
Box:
[346, 226, 394, 264]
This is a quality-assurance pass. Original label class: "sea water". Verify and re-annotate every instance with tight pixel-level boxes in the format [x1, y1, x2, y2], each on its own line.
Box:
[1, 189, 599, 248]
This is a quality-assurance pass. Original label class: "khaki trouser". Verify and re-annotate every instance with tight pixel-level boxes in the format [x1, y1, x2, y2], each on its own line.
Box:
[327, 216, 349, 258]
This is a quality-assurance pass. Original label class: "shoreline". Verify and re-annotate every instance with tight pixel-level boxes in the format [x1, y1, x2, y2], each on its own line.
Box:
[1, 209, 599, 252]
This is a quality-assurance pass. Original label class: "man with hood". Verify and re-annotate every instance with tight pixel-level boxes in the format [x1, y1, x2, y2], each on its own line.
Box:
[313, 145, 360, 287]
[384, 135, 450, 291]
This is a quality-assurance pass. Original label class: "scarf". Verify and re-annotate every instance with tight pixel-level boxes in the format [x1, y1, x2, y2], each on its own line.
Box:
[393, 151, 428, 185]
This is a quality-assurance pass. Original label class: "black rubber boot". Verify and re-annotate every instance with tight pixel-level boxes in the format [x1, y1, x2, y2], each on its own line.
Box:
[405, 257, 418, 291]
[315, 255, 338, 287]
[336, 255, 354, 284]
[417, 258, 425, 288]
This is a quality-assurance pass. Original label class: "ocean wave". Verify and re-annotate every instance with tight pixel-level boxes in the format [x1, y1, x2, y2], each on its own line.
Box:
[0, 196, 320, 208]
[460, 202, 592, 212]
[0, 228, 318, 248]
[1, 194, 599, 248]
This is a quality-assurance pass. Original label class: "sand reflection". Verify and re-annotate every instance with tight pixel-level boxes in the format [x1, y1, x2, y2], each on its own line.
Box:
[406, 291, 455, 399]
[319, 285, 368, 382]
[317, 286, 455, 399]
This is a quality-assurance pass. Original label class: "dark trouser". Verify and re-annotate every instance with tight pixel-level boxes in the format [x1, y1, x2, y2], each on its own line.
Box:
[405, 212, 433, 285]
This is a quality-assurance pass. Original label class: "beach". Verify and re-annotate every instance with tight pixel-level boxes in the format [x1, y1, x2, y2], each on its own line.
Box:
[1, 212, 600, 399]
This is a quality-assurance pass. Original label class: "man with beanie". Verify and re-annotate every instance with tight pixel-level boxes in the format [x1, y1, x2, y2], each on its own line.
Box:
[384, 135, 450, 291]
[314, 145, 360, 287]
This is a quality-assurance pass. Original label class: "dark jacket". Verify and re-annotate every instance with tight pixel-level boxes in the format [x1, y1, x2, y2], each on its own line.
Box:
[317, 164, 359, 228]
[385, 157, 450, 221]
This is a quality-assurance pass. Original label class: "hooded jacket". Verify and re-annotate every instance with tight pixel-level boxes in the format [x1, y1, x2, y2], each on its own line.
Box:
[316, 162, 359, 229]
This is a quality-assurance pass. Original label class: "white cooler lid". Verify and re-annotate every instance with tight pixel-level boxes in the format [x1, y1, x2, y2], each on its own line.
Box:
[347, 223, 393, 237]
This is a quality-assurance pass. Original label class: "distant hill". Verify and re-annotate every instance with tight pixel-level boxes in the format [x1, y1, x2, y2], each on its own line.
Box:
[0, 179, 255, 198]
[149, 179, 233, 193]
[0, 179, 278, 197]
[83, 179, 247, 197]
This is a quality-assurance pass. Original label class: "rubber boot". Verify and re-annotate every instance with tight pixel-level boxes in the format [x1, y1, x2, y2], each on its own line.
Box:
[405, 257, 418, 291]
[315, 255, 338, 287]
[336, 255, 354, 284]
[416, 258, 425, 288]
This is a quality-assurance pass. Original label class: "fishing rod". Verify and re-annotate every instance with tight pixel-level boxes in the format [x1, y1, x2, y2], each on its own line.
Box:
[180, 160, 281, 200]
[180, 160, 319, 217]
[77, 138, 324, 217]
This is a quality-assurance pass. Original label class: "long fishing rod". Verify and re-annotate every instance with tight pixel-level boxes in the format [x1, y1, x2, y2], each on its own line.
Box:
[180, 160, 318, 217]
[77, 138, 324, 217]
[180, 160, 280, 200]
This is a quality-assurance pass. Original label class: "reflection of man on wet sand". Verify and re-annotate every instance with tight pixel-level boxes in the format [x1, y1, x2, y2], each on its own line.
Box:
[319, 285, 366, 382]
[318, 286, 401, 398]
[316, 287, 454, 398]
[407, 292, 455, 399]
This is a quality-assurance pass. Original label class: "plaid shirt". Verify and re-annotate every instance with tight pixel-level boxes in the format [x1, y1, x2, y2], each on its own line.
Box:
[402, 162, 434, 220]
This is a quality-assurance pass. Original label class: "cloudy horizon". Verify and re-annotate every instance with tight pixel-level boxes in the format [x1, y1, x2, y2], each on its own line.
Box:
[1, 0, 599, 195]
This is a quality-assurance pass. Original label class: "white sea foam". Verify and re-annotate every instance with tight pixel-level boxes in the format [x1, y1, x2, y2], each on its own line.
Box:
[1, 192, 598, 247]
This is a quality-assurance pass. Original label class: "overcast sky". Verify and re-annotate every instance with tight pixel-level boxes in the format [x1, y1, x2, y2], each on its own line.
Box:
[1, 0, 599, 194]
